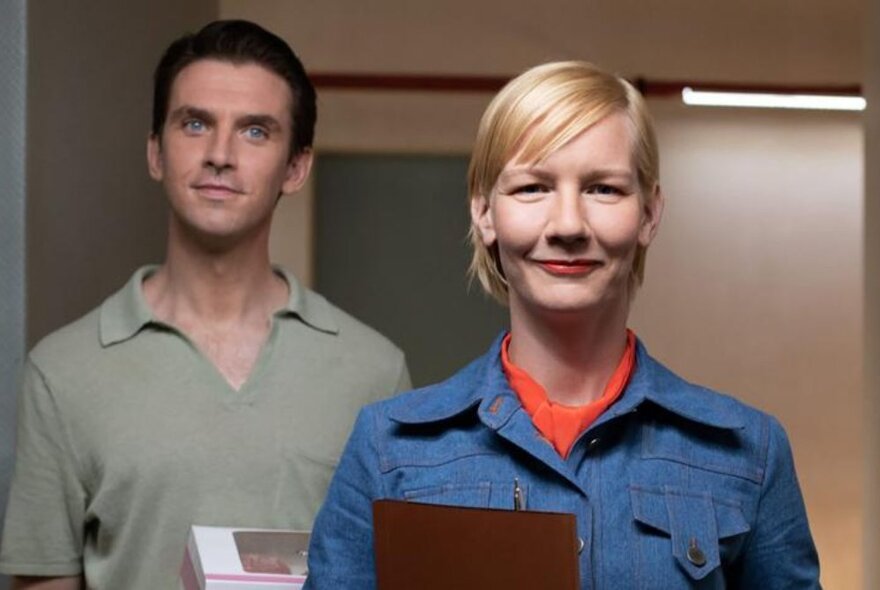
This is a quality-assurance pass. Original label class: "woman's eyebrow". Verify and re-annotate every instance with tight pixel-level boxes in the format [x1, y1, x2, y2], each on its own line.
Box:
[500, 165, 634, 181]
[582, 168, 636, 180]
[498, 167, 553, 182]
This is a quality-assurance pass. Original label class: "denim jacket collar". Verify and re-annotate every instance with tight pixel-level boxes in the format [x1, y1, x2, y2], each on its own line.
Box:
[389, 332, 745, 431]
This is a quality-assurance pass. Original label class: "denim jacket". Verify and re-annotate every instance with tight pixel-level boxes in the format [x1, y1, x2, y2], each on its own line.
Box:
[305, 335, 820, 589]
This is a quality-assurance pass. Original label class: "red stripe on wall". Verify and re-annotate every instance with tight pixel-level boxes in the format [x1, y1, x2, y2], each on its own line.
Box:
[309, 72, 861, 97]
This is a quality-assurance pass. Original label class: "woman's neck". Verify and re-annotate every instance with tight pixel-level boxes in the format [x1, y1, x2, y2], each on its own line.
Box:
[507, 299, 630, 406]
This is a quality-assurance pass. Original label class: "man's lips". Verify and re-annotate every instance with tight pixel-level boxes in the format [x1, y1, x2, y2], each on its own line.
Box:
[535, 259, 601, 275]
[191, 183, 244, 198]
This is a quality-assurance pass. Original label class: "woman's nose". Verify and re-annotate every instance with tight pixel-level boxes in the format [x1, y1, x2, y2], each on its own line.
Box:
[547, 190, 588, 243]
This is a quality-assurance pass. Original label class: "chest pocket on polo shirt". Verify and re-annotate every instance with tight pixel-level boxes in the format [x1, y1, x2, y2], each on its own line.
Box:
[403, 481, 523, 511]
[630, 485, 750, 584]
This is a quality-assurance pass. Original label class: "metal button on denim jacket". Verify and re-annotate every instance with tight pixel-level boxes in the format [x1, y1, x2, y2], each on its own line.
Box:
[306, 334, 821, 589]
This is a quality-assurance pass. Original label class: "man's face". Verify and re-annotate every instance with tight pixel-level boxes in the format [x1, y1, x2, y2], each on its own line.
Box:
[148, 59, 311, 246]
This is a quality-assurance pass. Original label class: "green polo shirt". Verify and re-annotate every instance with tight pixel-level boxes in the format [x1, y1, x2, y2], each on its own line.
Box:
[0, 266, 409, 589]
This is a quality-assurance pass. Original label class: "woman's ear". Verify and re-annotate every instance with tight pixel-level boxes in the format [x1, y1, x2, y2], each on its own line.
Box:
[638, 185, 665, 247]
[470, 195, 496, 246]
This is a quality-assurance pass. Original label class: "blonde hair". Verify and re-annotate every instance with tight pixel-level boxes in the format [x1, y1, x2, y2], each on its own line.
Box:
[467, 61, 660, 303]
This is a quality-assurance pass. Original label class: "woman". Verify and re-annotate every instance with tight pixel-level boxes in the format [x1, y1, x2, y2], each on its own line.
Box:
[304, 61, 820, 589]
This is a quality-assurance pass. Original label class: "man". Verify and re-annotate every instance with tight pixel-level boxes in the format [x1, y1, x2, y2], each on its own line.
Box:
[0, 20, 409, 590]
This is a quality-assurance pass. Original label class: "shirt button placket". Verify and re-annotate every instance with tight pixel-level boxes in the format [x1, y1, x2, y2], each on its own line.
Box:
[577, 498, 593, 590]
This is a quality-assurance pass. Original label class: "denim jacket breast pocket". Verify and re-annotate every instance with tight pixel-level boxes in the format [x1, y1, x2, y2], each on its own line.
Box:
[381, 419, 524, 510]
[402, 481, 526, 511]
[630, 485, 750, 587]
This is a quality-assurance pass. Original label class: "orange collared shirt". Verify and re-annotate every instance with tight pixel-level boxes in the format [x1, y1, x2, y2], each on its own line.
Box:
[501, 330, 637, 459]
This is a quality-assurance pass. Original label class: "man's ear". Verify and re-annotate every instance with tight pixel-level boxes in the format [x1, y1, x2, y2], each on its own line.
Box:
[147, 133, 163, 181]
[281, 148, 314, 195]
[638, 184, 664, 247]
[470, 195, 496, 246]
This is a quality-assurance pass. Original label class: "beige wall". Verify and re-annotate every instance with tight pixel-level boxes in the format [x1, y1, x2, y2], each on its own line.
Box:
[26, 0, 217, 345]
[223, 0, 861, 84]
[224, 1, 867, 587]
[635, 103, 863, 588]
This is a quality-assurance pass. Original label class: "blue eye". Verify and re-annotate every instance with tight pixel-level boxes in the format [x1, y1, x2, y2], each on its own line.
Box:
[516, 184, 549, 194]
[183, 119, 205, 134]
[589, 184, 621, 195]
[245, 127, 268, 140]
[587, 184, 627, 202]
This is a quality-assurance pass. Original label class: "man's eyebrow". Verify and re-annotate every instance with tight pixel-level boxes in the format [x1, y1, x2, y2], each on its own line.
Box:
[237, 114, 283, 131]
[167, 105, 214, 124]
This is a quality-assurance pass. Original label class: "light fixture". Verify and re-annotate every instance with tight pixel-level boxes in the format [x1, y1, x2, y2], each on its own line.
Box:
[681, 87, 866, 111]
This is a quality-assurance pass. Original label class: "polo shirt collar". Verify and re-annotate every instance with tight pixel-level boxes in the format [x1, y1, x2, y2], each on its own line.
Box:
[99, 265, 338, 347]
[99, 266, 157, 346]
[277, 270, 339, 334]
[389, 332, 744, 431]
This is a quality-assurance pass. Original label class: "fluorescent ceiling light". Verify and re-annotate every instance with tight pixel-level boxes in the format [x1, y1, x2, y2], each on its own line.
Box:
[681, 87, 866, 111]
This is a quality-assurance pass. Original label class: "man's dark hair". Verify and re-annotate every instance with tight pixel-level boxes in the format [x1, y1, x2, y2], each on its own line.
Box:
[151, 19, 316, 156]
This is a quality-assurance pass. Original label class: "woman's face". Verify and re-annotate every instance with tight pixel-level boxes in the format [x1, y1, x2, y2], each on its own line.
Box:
[471, 111, 663, 318]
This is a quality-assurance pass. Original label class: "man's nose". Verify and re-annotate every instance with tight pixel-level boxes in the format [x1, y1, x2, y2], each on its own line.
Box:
[204, 126, 237, 171]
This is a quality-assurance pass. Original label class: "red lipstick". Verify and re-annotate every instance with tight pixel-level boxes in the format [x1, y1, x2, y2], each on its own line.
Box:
[536, 259, 599, 276]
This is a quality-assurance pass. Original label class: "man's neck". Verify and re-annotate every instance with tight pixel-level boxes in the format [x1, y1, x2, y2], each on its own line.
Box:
[143, 227, 288, 328]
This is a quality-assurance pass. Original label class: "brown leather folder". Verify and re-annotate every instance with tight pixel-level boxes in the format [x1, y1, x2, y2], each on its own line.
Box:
[372, 499, 580, 590]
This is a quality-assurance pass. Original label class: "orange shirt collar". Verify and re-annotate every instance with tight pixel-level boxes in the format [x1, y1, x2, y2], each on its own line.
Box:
[501, 330, 637, 459]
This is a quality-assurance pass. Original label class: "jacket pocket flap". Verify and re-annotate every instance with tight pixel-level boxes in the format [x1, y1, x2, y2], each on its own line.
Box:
[630, 485, 672, 534]
[630, 485, 750, 581]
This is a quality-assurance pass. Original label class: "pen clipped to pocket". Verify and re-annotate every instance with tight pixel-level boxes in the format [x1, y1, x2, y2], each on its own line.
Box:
[513, 477, 524, 511]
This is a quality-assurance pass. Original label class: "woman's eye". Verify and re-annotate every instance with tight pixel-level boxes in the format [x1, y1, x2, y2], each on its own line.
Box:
[515, 184, 548, 195]
[588, 184, 621, 196]
[587, 184, 628, 201]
